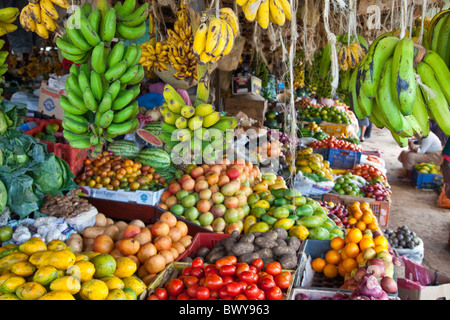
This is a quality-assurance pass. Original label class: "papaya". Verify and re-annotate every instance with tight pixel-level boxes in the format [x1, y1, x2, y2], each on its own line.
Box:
[295, 204, 314, 217]
[0, 292, 20, 300]
[274, 198, 289, 207]
[10, 261, 36, 277]
[261, 214, 278, 226]
[46, 249, 76, 270]
[251, 200, 270, 211]
[320, 217, 337, 232]
[0, 252, 29, 271]
[243, 215, 257, 234]
[308, 226, 330, 240]
[261, 194, 276, 205]
[247, 222, 270, 233]
[0, 247, 19, 260]
[122, 276, 146, 296]
[299, 215, 325, 228]
[273, 218, 295, 231]
[289, 225, 310, 240]
[39, 290, 76, 300]
[250, 207, 266, 219]
[293, 195, 307, 206]
[106, 288, 127, 300]
[15, 282, 47, 300]
[282, 204, 296, 214]
[29, 251, 53, 268]
[271, 188, 288, 199]
[18, 238, 47, 256]
[273, 207, 290, 219]
[246, 193, 260, 206]
[33, 266, 59, 286]
[49, 276, 81, 295]
[0, 275, 25, 294]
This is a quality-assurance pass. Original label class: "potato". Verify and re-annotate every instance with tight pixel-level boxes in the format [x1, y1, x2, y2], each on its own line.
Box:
[105, 218, 115, 225]
[231, 243, 254, 256]
[129, 219, 146, 229]
[262, 231, 278, 242]
[66, 234, 82, 253]
[238, 233, 255, 244]
[279, 253, 297, 270]
[114, 221, 128, 232]
[103, 224, 120, 241]
[288, 237, 301, 251]
[83, 238, 94, 251]
[196, 247, 210, 258]
[94, 213, 107, 227]
[257, 248, 273, 260]
[238, 252, 260, 264]
[276, 239, 287, 247]
[272, 227, 288, 240]
[272, 246, 296, 257]
[205, 247, 227, 264]
[254, 237, 277, 249]
[229, 230, 240, 241]
[222, 238, 236, 253]
[82, 226, 105, 239]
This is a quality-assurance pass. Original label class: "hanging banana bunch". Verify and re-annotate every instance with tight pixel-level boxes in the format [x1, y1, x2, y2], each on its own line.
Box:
[237, 0, 291, 29]
[0, 6, 19, 36]
[192, 7, 240, 64]
[423, 9, 450, 68]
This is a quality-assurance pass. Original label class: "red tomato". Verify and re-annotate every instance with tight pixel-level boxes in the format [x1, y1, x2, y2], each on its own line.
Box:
[274, 272, 291, 290]
[257, 289, 265, 300]
[251, 258, 264, 271]
[147, 294, 158, 300]
[244, 283, 260, 299]
[219, 264, 236, 277]
[215, 258, 233, 269]
[195, 286, 211, 300]
[222, 275, 234, 285]
[265, 261, 282, 276]
[225, 256, 237, 265]
[210, 290, 219, 299]
[266, 286, 283, 300]
[234, 294, 248, 300]
[183, 275, 199, 287]
[225, 282, 242, 297]
[166, 278, 184, 297]
[235, 263, 250, 277]
[259, 276, 276, 291]
[154, 288, 168, 300]
[190, 267, 204, 278]
[218, 286, 229, 299]
[177, 293, 191, 300]
[182, 267, 192, 276]
[205, 274, 223, 291]
[187, 283, 199, 298]
[191, 258, 204, 269]
[239, 271, 258, 285]
[204, 264, 219, 276]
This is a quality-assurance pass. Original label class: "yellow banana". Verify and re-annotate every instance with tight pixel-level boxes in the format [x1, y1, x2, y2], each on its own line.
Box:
[256, 0, 270, 29]
[40, 0, 59, 20]
[211, 20, 230, 58]
[221, 22, 235, 57]
[269, 0, 286, 26]
[338, 46, 349, 71]
[243, 0, 262, 22]
[28, 2, 42, 24]
[35, 22, 49, 39]
[220, 8, 240, 36]
[205, 18, 223, 55]
[193, 22, 208, 57]
[237, 0, 249, 5]
[278, 0, 291, 21]
[49, 0, 70, 9]
[0, 21, 17, 33]
[0, 7, 19, 23]
[41, 9, 58, 32]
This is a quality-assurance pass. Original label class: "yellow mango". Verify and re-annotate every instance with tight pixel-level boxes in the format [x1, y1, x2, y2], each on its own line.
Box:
[15, 282, 47, 300]
[49, 276, 81, 295]
[10, 261, 36, 277]
[79, 279, 109, 300]
[39, 290, 75, 300]
[46, 249, 76, 270]
[0, 252, 29, 271]
[18, 238, 47, 256]
[33, 266, 59, 286]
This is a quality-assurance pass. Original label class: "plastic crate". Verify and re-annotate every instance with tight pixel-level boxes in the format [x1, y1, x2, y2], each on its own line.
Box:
[322, 193, 390, 228]
[176, 232, 230, 262]
[328, 148, 362, 169]
[412, 170, 443, 190]
[312, 148, 329, 160]
[24, 118, 91, 176]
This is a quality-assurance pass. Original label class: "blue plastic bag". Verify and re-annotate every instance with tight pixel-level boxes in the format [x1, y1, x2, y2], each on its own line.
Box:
[137, 93, 165, 110]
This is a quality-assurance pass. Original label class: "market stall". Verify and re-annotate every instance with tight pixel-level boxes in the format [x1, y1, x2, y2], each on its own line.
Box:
[0, 0, 450, 303]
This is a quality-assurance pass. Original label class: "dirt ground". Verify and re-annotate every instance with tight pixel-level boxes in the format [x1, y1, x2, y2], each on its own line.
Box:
[362, 126, 450, 278]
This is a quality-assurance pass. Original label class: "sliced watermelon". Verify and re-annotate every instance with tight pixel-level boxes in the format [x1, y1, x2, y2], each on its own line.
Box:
[136, 129, 163, 148]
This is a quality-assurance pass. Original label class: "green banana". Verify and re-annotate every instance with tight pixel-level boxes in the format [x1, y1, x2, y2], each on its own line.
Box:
[60, 50, 89, 64]
[81, 1, 92, 16]
[77, 71, 90, 92]
[391, 37, 416, 115]
[63, 128, 91, 142]
[98, 110, 115, 128]
[66, 15, 92, 51]
[65, 73, 83, 98]
[390, 129, 409, 148]
[430, 13, 447, 52]
[98, 92, 113, 113]
[56, 36, 84, 55]
[62, 117, 89, 134]
[91, 42, 107, 74]
[119, 3, 149, 27]
[107, 41, 125, 68]
[131, 44, 142, 66]
[88, 8, 101, 34]
[90, 132, 99, 146]
[79, 15, 100, 47]
[69, 63, 79, 76]
[90, 71, 103, 102]
[104, 60, 127, 82]
[63, 91, 88, 115]
[112, 89, 135, 111]
[416, 61, 450, 135]
[100, 7, 117, 42]
[436, 15, 450, 66]
[319, 43, 331, 79]
[375, 57, 404, 133]
[123, 44, 138, 68]
[80, 63, 91, 78]
[82, 86, 98, 111]
[116, 21, 147, 40]
[106, 117, 139, 136]
[355, 67, 373, 117]
[106, 80, 122, 100]
[412, 89, 430, 138]
[367, 102, 385, 129]
[348, 68, 365, 120]
[69, 138, 93, 149]
[119, 64, 140, 84]
[112, 101, 139, 123]
[64, 112, 90, 125]
[360, 35, 399, 99]
[127, 64, 145, 85]
[404, 114, 424, 137]
[115, 0, 136, 17]
[422, 50, 450, 104]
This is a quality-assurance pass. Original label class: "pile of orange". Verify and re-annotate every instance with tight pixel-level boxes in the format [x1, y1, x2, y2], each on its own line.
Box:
[311, 202, 390, 279]
[347, 201, 379, 232]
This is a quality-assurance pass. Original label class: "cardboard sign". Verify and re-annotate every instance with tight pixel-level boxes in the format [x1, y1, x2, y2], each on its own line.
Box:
[37, 81, 66, 120]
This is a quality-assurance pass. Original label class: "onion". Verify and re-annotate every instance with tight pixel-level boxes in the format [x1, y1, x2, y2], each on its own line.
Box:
[375, 291, 390, 300]
[367, 264, 385, 278]
[380, 276, 398, 293]
[354, 267, 369, 282]
[352, 295, 370, 300]
[332, 292, 349, 300]
[358, 275, 384, 299]
[295, 293, 310, 300]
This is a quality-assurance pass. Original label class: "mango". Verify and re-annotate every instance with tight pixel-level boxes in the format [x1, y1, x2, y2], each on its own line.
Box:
[273, 218, 295, 231]
[248, 222, 270, 233]
[243, 215, 257, 234]
[39, 290, 75, 300]
[0, 252, 29, 271]
[49, 276, 81, 295]
[15, 282, 47, 300]
[33, 266, 59, 286]
[18, 238, 47, 256]
[221, 180, 241, 197]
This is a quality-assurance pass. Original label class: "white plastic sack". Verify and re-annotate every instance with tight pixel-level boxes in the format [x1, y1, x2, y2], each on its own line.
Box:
[394, 238, 424, 265]
[65, 207, 98, 233]
[293, 172, 335, 196]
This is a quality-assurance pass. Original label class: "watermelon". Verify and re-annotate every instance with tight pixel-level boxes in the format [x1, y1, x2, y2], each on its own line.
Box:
[108, 140, 140, 159]
[136, 148, 171, 169]
[136, 129, 163, 148]
[144, 121, 163, 136]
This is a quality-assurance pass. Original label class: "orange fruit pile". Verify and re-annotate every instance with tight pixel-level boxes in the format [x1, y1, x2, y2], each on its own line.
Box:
[311, 202, 390, 279]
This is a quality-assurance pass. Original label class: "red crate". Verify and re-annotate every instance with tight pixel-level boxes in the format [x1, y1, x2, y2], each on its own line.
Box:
[176, 233, 229, 262]
[24, 118, 91, 176]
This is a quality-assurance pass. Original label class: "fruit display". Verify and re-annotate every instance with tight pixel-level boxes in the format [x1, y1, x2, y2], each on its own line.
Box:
[297, 105, 352, 125]
[413, 162, 443, 175]
[147, 255, 292, 300]
[74, 150, 167, 192]
[337, 40, 368, 72]
[346, 164, 387, 183]
[298, 122, 329, 140]
[333, 173, 366, 197]
[384, 225, 421, 250]
[193, 7, 240, 64]
[349, 30, 450, 148]
[361, 182, 392, 202]
[320, 201, 350, 229]
[160, 161, 260, 234]
[288, 148, 333, 182]
[309, 136, 363, 152]
[19, 0, 67, 39]
[159, 84, 237, 163]
[424, 9, 450, 68]
[237, 0, 292, 29]
[32, 122, 60, 143]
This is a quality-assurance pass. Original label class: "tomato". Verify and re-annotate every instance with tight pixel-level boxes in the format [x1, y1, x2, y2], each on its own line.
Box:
[244, 283, 260, 299]
[183, 275, 199, 287]
[218, 286, 229, 299]
[274, 272, 291, 290]
[266, 286, 283, 300]
[239, 271, 258, 285]
[265, 261, 282, 276]
[204, 264, 219, 276]
[235, 263, 250, 277]
[187, 283, 200, 298]
[191, 257, 204, 269]
[210, 290, 219, 299]
[234, 294, 248, 300]
[222, 275, 234, 285]
[259, 276, 276, 291]
[225, 282, 242, 297]
[154, 288, 168, 300]
[219, 264, 236, 277]
[182, 267, 192, 276]
[251, 258, 264, 271]
[166, 278, 184, 297]
[147, 294, 158, 300]
[225, 256, 237, 265]
[215, 258, 233, 269]
[257, 289, 265, 300]
[177, 293, 191, 300]
[195, 285, 211, 300]
[190, 267, 204, 278]
[205, 274, 223, 291]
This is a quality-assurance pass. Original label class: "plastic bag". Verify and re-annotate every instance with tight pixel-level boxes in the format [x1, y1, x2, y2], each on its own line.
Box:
[293, 171, 334, 196]
[394, 238, 424, 265]
[397, 256, 431, 290]
[437, 186, 450, 208]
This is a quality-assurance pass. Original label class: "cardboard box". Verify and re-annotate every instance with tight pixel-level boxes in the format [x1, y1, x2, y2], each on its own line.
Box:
[80, 186, 165, 207]
[37, 80, 66, 120]
[224, 94, 268, 124]
[232, 75, 262, 95]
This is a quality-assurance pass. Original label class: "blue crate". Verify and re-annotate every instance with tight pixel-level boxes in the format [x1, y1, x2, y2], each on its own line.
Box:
[328, 148, 362, 169]
[312, 148, 329, 160]
[412, 170, 443, 189]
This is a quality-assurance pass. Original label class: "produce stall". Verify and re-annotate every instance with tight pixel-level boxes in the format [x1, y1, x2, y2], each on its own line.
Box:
[0, 0, 449, 305]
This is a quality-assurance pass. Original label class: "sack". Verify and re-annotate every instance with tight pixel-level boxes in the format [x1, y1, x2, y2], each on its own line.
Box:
[437, 185, 450, 208]
[293, 172, 334, 196]
[394, 238, 424, 265]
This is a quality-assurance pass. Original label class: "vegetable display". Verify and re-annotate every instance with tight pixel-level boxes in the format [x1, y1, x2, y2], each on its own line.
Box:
[309, 136, 362, 152]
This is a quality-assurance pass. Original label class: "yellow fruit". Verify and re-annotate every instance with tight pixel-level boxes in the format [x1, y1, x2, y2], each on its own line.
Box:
[114, 257, 137, 279]
[66, 260, 96, 283]
[47, 240, 67, 251]
[79, 279, 109, 300]
[0, 292, 20, 300]
[75, 253, 89, 262]
[122, 276, 146, 296]
[123, 287, 138, 300]
[0, 252, 29, 271]
[46, 249, 76, 270]
[33, 266, 59, 286]
[10, 261, 36, 277]
[101, 276, 124, 290]
[29, 251, 53, 268]
[49, 276, 81, 295]
[18, 237, 47, 256]
[105, 288, 127, 300]
[39, 290, 75, 300]
[15, 282, 47, 300]
[0, 275, 26, 294]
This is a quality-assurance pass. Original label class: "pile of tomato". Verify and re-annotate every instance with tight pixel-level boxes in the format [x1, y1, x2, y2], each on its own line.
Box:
[309, 136, 362, 152]
[147, 256, 292, 300]
[347, 164, 387, 182]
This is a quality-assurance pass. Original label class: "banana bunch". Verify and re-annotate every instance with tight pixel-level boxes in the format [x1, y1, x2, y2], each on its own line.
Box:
[349, 32, 450, 148]
[140, 3, 198, 80]
[160, 84, 238, 163]
[338, 41, 368, 71]
[425, 9, 450, 68]
[193, 7, 240, 64]
[56, 0, 148, 64]
[0, 6, 19, 36]
[238, 0, 291, 29]
[19, 0, 69, 39]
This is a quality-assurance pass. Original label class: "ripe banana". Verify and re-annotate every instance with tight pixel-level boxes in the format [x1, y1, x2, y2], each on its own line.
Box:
[242, 0, 262, 22]
[205, 18, 223, 55]
[269, 0, 285, 26]
[256, 0, 270, 29]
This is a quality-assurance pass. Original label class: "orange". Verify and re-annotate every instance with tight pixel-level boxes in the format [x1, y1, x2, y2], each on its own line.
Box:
[311, 257, 326, 273]
[356, 220, 366, 231]
[367, 222, 379, 231]
[359, 237, 375, 252]
[374, 245, 388, 254]
[356, 252, 364, 264]
[346, 228, 363, 244]
[348, 218, 357, 226]
[352, 208, 363, 220]
[325, 249, 341, 265]
[362, 213, 375, 225]
[374, 236, 389, 248]
[343, 242, 359, 258]
[337, 262, 347, 277]
[323, 264, 338, 278]
[340, 249, 349, 260]
[330, 237, 345, 251]
[342, 258, 358, 273]
[360, 202, 370, 211]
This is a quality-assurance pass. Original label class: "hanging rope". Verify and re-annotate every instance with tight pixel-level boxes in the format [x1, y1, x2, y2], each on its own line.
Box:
[418, 0, 427, 44]
[399, 0, 409, 39]
[323, 0, 339, 97]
